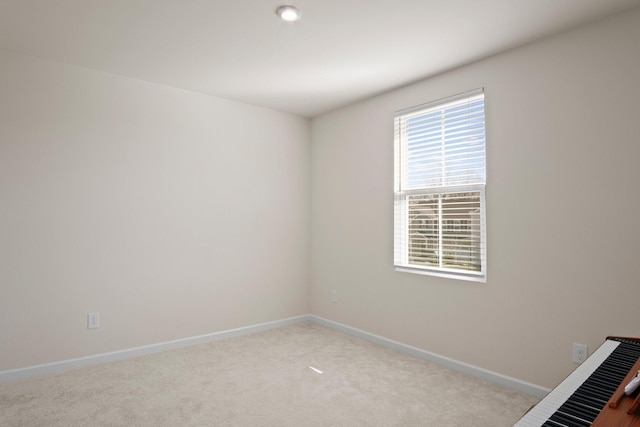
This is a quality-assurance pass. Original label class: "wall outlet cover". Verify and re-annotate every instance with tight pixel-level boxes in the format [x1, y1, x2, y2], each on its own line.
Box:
[88, 312, 100, 329]
[573, 343, 588, 364]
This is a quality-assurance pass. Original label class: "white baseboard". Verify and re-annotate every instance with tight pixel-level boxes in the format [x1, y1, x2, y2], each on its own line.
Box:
[0, 314, 312, 383]
[1, 313, 549, 398]
[309, 315, 549, 398]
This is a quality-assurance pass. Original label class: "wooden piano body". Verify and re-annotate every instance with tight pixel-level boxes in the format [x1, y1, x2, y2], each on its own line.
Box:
[514, 336, 640, 427]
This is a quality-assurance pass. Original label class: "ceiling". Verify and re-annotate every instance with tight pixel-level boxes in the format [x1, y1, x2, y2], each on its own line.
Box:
[1, 0, 639, 117]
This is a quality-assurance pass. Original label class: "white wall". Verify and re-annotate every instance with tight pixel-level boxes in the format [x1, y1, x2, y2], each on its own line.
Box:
[0, 51, 310, 371]
[310, 8, 640, 389]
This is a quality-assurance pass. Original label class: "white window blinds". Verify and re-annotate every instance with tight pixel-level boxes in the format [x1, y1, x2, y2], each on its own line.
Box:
[394, 88, 486, 281]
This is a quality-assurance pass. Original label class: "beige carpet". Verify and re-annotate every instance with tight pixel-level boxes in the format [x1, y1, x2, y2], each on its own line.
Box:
[0, 322, 538, 426]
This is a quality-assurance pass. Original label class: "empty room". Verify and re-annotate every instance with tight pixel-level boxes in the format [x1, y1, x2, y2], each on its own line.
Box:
[2, 1, 640, 426]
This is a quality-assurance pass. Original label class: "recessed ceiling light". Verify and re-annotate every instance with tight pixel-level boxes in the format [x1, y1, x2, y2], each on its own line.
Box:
[276, 5, 301, 22]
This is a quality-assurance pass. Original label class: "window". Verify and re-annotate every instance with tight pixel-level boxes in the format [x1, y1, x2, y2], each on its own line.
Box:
[394, 88, 486, 281]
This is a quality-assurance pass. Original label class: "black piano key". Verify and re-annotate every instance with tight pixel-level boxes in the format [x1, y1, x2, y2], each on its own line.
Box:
[573, 385, 613, 404]
[547, 409, 591, 426]
[549, 406, 595, 426]
[568, 393, 606, 411]
[560, 400, 601, 420]
[542, 420, 572, 427]
[542, 419, 574, 427]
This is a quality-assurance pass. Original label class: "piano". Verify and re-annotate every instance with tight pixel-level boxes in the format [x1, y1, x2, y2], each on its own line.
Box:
[514, 337, 640, 427]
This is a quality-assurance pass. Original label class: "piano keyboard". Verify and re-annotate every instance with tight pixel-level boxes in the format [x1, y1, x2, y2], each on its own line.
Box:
[514, 338, 640, 427]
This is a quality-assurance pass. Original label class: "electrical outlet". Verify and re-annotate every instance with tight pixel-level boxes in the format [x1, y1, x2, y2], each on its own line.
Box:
[87, 312, 100, 329]
[331, 290, 337, 303]
[573, 343, 588, 364]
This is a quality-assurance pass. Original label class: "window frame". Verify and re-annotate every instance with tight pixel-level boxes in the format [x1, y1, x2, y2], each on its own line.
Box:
[393, 88, 487, 282]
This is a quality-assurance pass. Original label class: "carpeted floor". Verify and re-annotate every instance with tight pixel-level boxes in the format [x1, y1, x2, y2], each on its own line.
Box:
[0, 322, 538, 426]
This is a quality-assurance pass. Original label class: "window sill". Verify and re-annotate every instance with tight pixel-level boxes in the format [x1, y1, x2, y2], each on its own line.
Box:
[394, 266, 486, 283]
